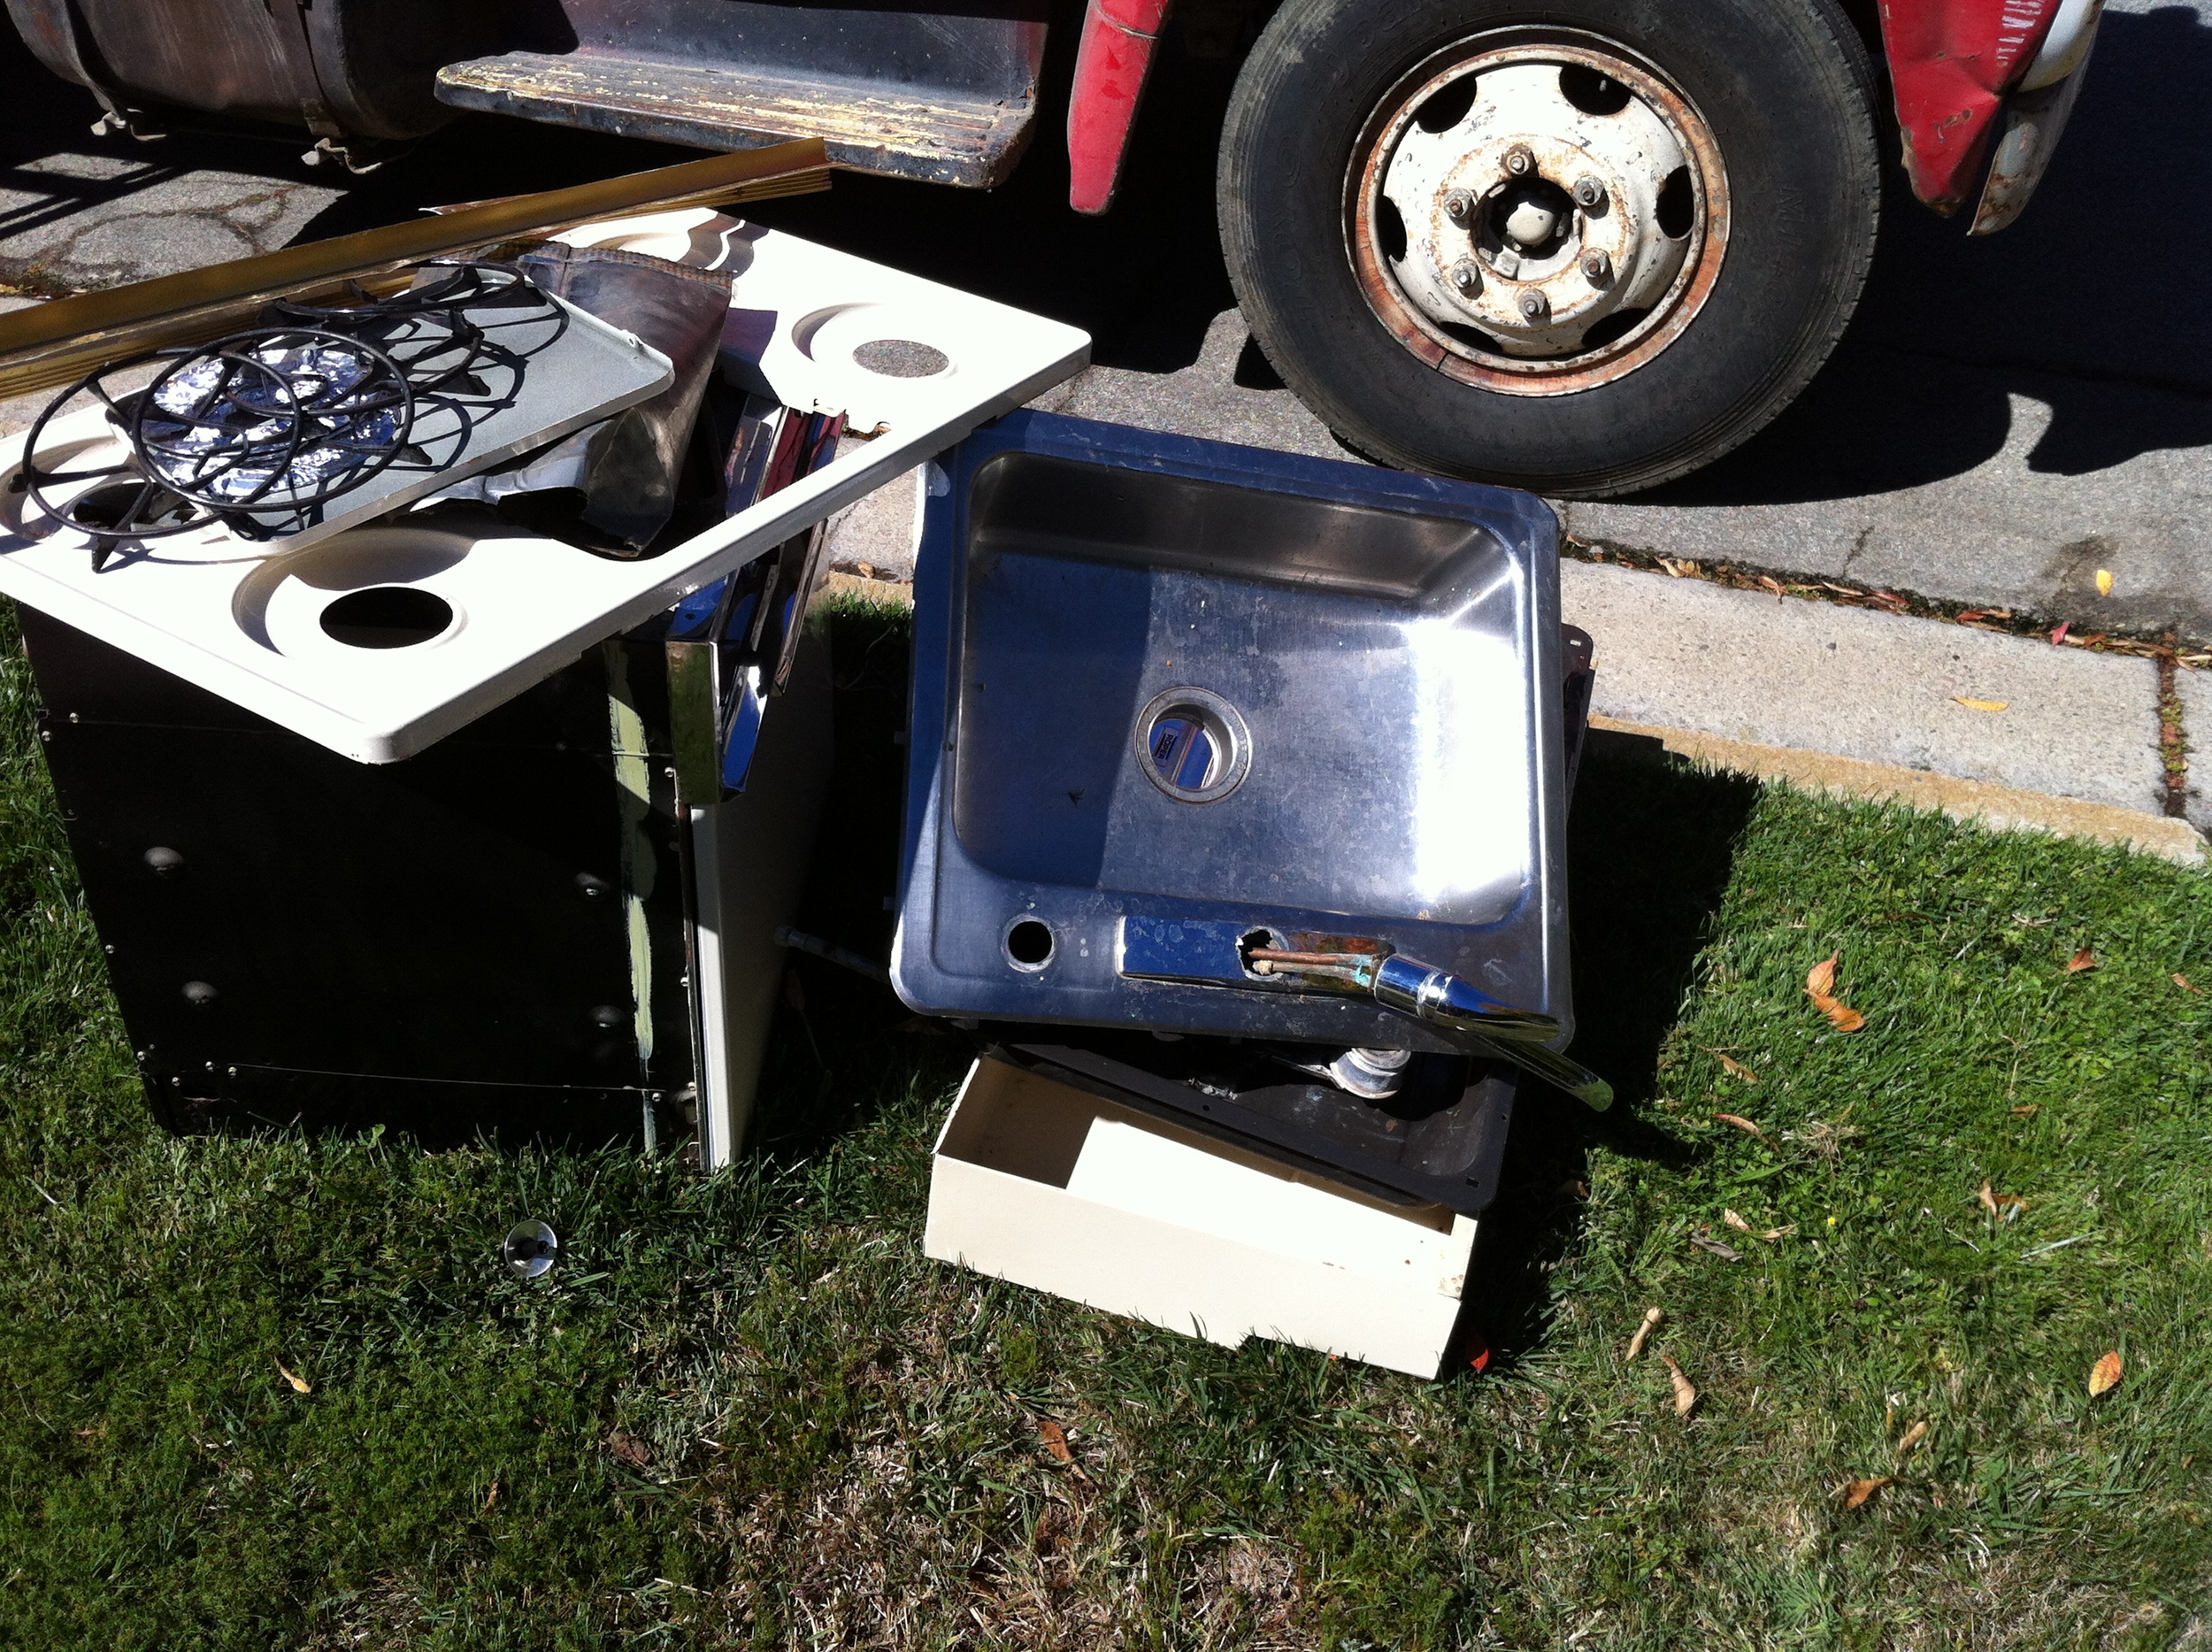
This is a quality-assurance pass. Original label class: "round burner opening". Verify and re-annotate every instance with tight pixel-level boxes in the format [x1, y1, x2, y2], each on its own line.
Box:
[852, 338, 949, 378]
[319, 585, 455, 649]
[1134, 687, 1253, 803]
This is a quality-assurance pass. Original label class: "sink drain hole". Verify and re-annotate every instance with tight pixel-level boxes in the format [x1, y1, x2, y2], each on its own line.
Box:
[1134, 687, 1252, 803]
[320, 586, 455, 649]
[1004, 918, 1055, 971]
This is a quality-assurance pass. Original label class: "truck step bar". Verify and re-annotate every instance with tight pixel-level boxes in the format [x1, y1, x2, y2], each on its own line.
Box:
[437, 50, 1035, 187]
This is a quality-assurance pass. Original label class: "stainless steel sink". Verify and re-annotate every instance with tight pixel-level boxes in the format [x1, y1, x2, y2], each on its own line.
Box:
[893, 411, 1577, 1057]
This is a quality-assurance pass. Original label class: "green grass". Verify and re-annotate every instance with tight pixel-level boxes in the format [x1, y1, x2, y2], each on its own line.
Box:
[3, 597, 2209, 1648]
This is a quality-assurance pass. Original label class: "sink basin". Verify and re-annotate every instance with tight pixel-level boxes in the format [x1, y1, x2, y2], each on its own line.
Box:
[893, 411, 1573, 1053]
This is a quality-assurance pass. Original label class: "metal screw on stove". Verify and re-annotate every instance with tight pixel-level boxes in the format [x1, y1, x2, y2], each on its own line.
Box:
[1444, 189, 1474, 224]
[1503, 144, 1535, 178]
[1451, 261, 1482, 297]
[1518, 290, 1550, 322]
[1572, 176, 1606, 209]
[1581, 250, 1613, 283]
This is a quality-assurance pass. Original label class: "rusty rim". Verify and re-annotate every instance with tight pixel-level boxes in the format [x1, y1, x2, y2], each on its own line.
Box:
[1345, 32, 1731, 397]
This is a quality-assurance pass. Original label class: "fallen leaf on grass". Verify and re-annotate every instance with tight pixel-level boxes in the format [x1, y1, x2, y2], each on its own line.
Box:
[1805, 953, 1868, 1032]
[2065, 946, 2098, 974]
[2089, 1351, 2124, 1397]
[1977, 1180, 2029, 1221]
[1713, 1112, 1765, 1139]
[484, 1479, 499, 1510]
[1662, 1356, 1699, 1417]
[1704, 1049, 1759, 1084]
[1626, 1306, 1663, 1361]
[2010, 1104, 2040, 1117]
[2176, 974, 2200, 994]
[1954, 697, 2010, 713]
[1758, 575, 1786, 598]
[1844, 1477, 1893, 1510]
[1692, 1231, 1745, 1263]
[1898, 1420, 1929, 1457]
[608, 1430, 652, 1468]
[1040, 1419, 1074, 1462]
[276, 1360, 311, 1395]
[1724, 1209, 1753, 1233]
[2095, 568, 2115, 595]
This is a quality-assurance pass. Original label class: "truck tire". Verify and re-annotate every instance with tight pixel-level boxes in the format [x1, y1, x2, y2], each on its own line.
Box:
[1217, 0, 1879, 496]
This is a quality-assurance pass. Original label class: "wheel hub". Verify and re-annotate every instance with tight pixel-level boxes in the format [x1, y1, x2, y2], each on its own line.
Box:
[1349, 35, 1729, 393]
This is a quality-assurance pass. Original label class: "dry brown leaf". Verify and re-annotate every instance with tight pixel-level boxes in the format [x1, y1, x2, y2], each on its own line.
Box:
[1724, 1209, 1753, 1233]
[1713, 1112, 1765, 1139]
[1804, 954, 1867, 1032]
[1818, 999, 1868, 1033]
[275, 1360, 311, 1395]
[1691, 1231, 1745, 1262]
[2089, 1351, 2124, 1397]
[1039, 1419, 1075, 1463]
[2066, 946, 2098, 974]
[1704, 1049, 1760, 1084]
[2176, 973, 2200, 993]
[1759, 1224, 1799, 1241]
[1625, 1306, 1663, 1362]
[1953, 696, 2010, 713]
[484, 1479, 499, 1510]
[608, 1430, 653, 1468]
[1978, 1180, 2001, 1218]
[1662, 1355, 1699, 1416]
[1897, 1420, 1929, 1457]
[2011, 1104, 2040, 1117]
[2095, 568, 2115, 595]
[1844, 1477, 1893, 1510]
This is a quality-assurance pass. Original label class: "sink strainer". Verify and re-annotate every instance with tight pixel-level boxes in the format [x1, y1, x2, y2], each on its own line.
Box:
[1134, 687, 1251, 803]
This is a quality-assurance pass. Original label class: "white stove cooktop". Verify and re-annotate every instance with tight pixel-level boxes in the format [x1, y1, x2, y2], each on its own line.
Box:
[0, 213, 1090, 762]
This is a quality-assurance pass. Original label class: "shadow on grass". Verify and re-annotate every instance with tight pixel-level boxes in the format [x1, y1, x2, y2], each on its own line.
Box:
[1460, 729, 1763, 1372]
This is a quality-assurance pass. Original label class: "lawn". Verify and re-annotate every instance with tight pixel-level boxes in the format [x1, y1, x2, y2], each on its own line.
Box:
[2, 597, 2208, 1649]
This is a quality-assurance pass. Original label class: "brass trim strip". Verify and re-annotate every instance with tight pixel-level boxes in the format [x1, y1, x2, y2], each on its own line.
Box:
[0, 138, 831, 401]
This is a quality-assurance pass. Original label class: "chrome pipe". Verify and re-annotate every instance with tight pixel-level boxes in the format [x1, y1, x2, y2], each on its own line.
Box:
[1367, 954, 1612, 1110]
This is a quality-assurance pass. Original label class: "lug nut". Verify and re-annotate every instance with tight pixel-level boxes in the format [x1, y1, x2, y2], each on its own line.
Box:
[1581, 250, 1613, 282]
[1572, 176, 1606, 210]
[1450, 260, 1481, 296]
[1517, 290, 1550, 322]
[1444, 189, 1474, 224]
[1503, 144, 1535, 178]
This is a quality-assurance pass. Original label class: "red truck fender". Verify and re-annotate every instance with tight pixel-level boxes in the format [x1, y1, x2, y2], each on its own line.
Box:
[1065, 0, 2085, 221]
[1067, 0, 1174, 214]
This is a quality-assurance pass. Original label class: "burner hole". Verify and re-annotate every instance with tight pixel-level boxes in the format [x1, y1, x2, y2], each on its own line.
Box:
[319, 585, 455, 649]
[70, 481, 196, 532]
[852, 338, 949, 378]
[1004, 918, 1055, 970]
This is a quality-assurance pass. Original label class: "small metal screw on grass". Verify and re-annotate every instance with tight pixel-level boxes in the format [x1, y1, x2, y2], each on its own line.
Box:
[503, 1220, 559, 1279]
